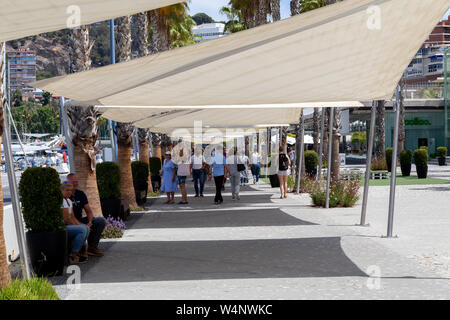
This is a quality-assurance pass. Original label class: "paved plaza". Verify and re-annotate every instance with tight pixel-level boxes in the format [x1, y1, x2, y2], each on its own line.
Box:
[54, 165, 450, 300]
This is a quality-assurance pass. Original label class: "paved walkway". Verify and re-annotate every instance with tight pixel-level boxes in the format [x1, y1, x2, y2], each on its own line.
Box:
[54, 173, 450, 300]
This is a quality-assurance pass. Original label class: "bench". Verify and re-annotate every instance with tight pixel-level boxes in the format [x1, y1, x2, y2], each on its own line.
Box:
[370, 170, 389, 180]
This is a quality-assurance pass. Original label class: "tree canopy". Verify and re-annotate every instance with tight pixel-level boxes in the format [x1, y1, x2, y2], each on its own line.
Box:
[192, 12, 215, 25]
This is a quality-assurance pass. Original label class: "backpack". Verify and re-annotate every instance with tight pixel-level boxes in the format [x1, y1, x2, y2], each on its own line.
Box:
[279, 154, 289, 171]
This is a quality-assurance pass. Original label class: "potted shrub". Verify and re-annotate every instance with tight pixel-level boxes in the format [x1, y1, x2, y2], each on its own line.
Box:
[96, 162, 124, 220]
[385, 148, 393, 172]
[437, 147, 447, 166]
[414, 149, 428, 179]
[131, 161, 149, 205]
[304, 150, 318, 178]
[399, 149, 412, 177]
[18, 167, 66, 277]
[149, 157, 162, 191]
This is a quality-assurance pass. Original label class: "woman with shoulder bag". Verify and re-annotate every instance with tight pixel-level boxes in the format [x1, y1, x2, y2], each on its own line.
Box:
[277, 146, 291, 199]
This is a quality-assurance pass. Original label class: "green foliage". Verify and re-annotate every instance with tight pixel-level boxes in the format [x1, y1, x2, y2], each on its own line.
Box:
[28, 105, 60, 134]
[304, 150, 318, 174]
[131, 161, 149, 185]
[18, 168, 64, 233]
[36, 70, 56, 81]
[12, 89, 22, 107]
[351, 131, 366, 145]
[0, 277, 59, 300]
[400, 149, 412, 166]
[413, 149, 428, 166]
[149, 157, 162, 176]
[419, 146, 428, 154]
[41, 91, 52, 106]
[371, 157, 387, 171]
[192, 12, 215, 25]
[309, 180, 360, 208]
[220, 5, 246, 33]
[437, 147, 447, 158]
[96, 162, 121, 200]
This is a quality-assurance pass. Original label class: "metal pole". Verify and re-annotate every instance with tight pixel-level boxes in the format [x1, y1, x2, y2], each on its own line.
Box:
[109, 19, 118, 163]
[386, 85, 401, 238]
[1, 44, 31, 279]
[60, 97, 74, 172]
[359, 101, 376, 226]
[296, 111, 305, 194]
[318, 108, 325, 181]
[325, 108, 334, 208]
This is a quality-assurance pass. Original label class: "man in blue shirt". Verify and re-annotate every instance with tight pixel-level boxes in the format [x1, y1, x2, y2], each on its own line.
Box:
[208, 145, 230, 204]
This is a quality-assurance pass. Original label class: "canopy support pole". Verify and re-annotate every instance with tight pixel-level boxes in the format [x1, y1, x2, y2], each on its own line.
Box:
[60, 97, 74, 173]
[317, 108, 325, 181]
[325, 108, 334, 209]
[386, 85, 401, 238]
[359, 101, 376, 226]
[109, 19, 118, 163]
[296, 111, 304, 195]
[2, 43, 31, 279]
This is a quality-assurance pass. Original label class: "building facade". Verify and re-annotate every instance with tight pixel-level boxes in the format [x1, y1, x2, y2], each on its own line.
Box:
[192, 23, 226, 42]
[7, 48, 36, 94]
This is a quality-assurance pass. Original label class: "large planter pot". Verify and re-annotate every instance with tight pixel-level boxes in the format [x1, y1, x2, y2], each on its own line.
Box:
[151, 175, 161, 191]
[269, 174, 280, 188]
[120, 199, 130, 221]
[134, 181, 148, 206]
[400, 163, 411, 177]
[26, 230, 67, 277]
[438, 157, 446, 166]
[306, 168, 317, 178]
[101, 199, 122, 219]
[386, 160, 392, 172]
[416, 165, 428, 179]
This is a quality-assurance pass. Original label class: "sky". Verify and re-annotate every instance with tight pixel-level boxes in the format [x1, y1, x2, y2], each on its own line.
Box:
[188, 0, 450, 22]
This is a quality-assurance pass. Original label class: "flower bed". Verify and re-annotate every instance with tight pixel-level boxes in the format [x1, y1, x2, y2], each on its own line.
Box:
[101, 216, 126, 239]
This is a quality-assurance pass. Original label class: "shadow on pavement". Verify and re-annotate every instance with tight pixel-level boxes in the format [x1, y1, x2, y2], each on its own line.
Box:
[75, 237, 367, 284]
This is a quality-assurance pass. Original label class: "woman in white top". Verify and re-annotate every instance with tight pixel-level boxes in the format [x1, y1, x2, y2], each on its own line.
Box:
[62, 182, 90, 264]
[176, 148, 191, 204]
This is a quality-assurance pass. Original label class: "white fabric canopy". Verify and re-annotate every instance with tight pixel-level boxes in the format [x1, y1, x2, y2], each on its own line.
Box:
[36, 0, 449, 109]
[0, 0, 181, 42]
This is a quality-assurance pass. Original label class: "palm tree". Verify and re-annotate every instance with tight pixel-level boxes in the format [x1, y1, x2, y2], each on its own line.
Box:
[134, 12, 153, 193]
[376, 100, 386, 159]
[398, 79, 406, 155]
[229, 0, 258, 29]
[67, 26, 102, 217]
[290, 0, 300, 15]
[0, 43, 11, 288]
[115, 16, 138, 207]
[312, 108, 320, 153]
[271, 0, 281, 22]
[152, 133, 162, 164]
[220, 5, 246, 33]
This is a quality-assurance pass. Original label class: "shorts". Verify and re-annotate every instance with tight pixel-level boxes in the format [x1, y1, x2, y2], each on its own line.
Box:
[277, 170, 289, 176]
[177, 176, 187, 184]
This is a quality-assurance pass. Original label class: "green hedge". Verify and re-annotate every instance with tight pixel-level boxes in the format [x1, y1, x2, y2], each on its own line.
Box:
[18, 167, 64, 233]
[131, 161, 149, 185]
[96, 162, 121, 200]
[414, 149, 428, 166]
[400, 149, 412, 166]
[437, 147, 447, 158]
[304, 150, 318, 174]
[149, 157, 162, 176]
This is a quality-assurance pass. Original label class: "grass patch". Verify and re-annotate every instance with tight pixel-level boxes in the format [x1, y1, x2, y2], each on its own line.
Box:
[360, 175, 450, 186]
[148, 190, 161, 197]
[129, 205, 145, 212]
[0, 277, 59, 300]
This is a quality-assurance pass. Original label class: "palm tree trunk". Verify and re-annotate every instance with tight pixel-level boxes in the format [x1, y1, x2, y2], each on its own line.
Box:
[138, 128, 153, 194]
[331, 108, 341, 181]
[118, 142, 137, 207]
[313, 108, 320, 153]
[290, 0, 300, 16]
[376, 100, 386, 159]
[295, 110, 306, 192]
[256, 0, 268, 26]
[271, 0, 281, 22]
[149, 9, 171, 53]
[398, 81, 406, 155]
[117, 16, 132, 63]
[73, 144, 102, 217]
[135, 12, 149, 57]
[0, 44, 11, 286]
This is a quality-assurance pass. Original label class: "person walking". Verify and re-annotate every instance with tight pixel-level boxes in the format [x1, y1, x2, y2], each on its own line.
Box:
[176, 148, 191, 204]
[240, 151, 250, 186]
[251, 150, 261, 184]
[278, 146, 291, 199]
[209, 145, 229, 205]
[227, 147, 241, 200]
[190, 146, 206, 197]
[161, 151, 178, 204]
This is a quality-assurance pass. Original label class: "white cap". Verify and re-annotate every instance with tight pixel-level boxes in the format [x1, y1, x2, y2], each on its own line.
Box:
[165, 151, 171, 155]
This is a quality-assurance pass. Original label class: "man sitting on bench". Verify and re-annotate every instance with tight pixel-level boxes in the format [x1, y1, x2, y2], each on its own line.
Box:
[67, 173, 106, 257]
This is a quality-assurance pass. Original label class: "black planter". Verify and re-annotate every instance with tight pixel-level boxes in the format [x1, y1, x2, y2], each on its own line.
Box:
[101, 199, 122, 219]
[151, 175, 161, 191]
[269, 174, 280, 188]
[438, 157, 446, 166]
[416, 165, 428, 179]
[386, 160, 392, 172]
[306, 168, 317, 178]
[400, 163, 411, 177]
[120, 199, 130, 221]
[26, 230, 67, 277]
[134, 181, 148, 206]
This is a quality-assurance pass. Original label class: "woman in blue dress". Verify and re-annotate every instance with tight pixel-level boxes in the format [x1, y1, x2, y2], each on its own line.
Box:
[161, 151, 178, 204]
